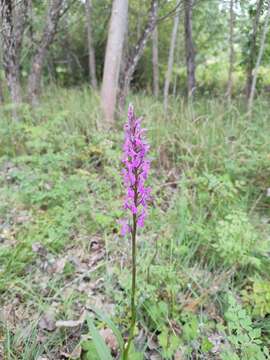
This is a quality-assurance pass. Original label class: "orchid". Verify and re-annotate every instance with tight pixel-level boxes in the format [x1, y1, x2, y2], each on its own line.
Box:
[121, 104, 151, 359]
[121, 104, 151, 235]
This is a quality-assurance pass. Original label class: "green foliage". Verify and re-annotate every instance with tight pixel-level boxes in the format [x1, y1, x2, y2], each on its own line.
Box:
[219, 294, 270, 360]
[215, 210, 259, 267]
[86, 315, 113, 360]
[1, 89, 270, 358]
[242, 278, 270, 318]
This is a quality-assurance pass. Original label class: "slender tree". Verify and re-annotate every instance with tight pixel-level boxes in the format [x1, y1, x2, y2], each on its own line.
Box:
[101, 0, 128, 125]
[163, 0, 181, 113]
[118, 0, 158, 111]
[27, 0, 64, 106]
[0, 0, 28, 118]
[227, 0, 235, 104]
[247, 0, 270, 116]
[245, 0, 264, 100]
[85, 0, 97, 89]
[0, 40, 4, 104]
[152, 22, 159, 97]
[184, 0, 196, 98]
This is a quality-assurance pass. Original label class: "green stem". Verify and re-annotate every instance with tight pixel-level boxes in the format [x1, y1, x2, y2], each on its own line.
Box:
[123, 213, 137, 360]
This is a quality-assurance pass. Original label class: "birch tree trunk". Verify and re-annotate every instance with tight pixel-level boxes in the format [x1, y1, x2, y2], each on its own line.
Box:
[226, 0, 235, 104]
[184, 0, 196, 98]
[0, 0, 27, 118]
[152, 23, 159, 97]
[27, 0, 63, 106]
[163, 0, 180, 113]
[101, 0, 128, 125]
[85, 0, 97, 89]
[118, 0, 158, 111]
[173, 32, 181, 98]
[246, 0, 264, 101]
[0, 40, 5, 104]
[247, 0, 270, 117]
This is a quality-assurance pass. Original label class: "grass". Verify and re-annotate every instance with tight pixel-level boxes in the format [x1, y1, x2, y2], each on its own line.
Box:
[0, 87, 270, 359]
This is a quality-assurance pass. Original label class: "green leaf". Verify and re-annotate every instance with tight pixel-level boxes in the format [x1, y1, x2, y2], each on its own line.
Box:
[86, 315, 113, 360]
[82, 340, 100, 360]
[129, 342, 144, 360]
[90, 306, 124, 351]
[201, 337, 214, 353]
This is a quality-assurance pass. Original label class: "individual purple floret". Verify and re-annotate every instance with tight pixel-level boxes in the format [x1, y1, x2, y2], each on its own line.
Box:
[121, 104, 151, 235]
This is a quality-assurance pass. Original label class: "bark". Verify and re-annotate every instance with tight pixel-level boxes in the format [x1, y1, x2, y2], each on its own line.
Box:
[27, 0, 33, 51]
[184, 0, 196, 98]
[173, 32, 181, 98]
[118, 0, 158, 111]
[0, 39, 4, 103]
[101, 0, 128, 125]
[163, 0, 180, 113]
[85, 0, 97, 89]
[0, 0, 27, 118]
[27, 0, 63, 106]
[226, 0, 235, 104]
[152, 20, 159, 97]
[247, 0, 270, 116]
[0, 79, 4, 103]
[246, 0, 264, 100]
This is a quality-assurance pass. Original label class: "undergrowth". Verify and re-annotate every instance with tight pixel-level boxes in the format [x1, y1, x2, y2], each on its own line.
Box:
[0, 87, 270, 359]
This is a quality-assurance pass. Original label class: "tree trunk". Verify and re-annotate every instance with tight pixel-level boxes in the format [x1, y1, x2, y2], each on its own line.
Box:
[247, 0, 270, 116]
[118, 0, 158, 111]
[246, 0, 264, 101]
[0, 38, 4, 104]
[227, 0, 235, 104]
[0, 0, 27, 118]
[184, 0, 196, 98]
[85, 0, 97, 89]
[152, 23, 159, 97]
[163, 0, 180, 113]
[27, 0, 63, 106]
[0, 79, 4, 104]
[100, 0, 128, 125]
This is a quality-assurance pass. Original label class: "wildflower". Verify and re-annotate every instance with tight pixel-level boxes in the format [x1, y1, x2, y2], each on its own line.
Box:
[121, 104, 151, 359]
[121, 104, 151, 235]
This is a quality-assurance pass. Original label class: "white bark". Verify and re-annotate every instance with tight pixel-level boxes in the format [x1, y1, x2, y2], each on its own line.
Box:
[227, 0, 235, 104]
[163, 0, 181, 113]
[152, 24, 159, 97]
[184, 0, 196, 99]
[248, 0, 270, 116]
[101, 0, 128, 125]
[85, 0, 97, 89]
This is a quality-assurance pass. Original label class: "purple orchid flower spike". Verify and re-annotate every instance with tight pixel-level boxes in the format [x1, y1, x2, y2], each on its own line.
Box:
[121, 104, 151, 236]
[121, 104, 151, 360]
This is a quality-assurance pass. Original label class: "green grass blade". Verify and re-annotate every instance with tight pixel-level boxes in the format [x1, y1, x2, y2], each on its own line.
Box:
[91, 306, 125, 351]
[86, 315, 113, 360]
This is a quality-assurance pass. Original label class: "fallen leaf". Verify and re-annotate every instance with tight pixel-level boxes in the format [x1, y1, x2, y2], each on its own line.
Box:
[32, 243, 47, 257]
[53, 258, 66, 273]
[174, 350, 184, 360]
[61, 345, 82, 359]
[99, 328, 118, 353]
[89, 250, 105, 267]
[39, 312, 56, 331]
